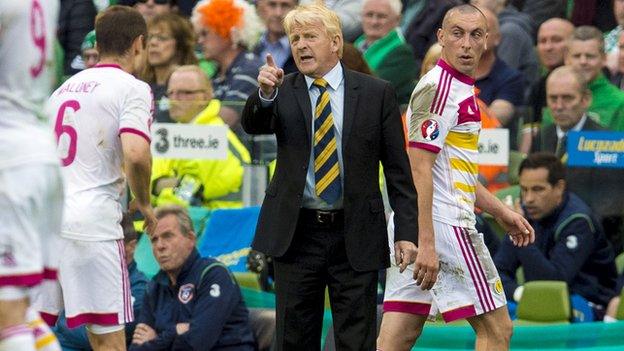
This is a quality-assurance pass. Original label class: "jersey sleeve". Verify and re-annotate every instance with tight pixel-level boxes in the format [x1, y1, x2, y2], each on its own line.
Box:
[119, 82, 153, 144]
[407, 79, 458, 154]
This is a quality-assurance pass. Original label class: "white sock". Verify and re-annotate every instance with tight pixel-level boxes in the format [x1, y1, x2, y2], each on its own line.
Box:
[0, 324, 36, 351]
[25, 308, 61, 351]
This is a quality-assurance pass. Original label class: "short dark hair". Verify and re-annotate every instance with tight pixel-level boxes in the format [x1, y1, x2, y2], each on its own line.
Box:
[95, 5, 147, 57]
[571, 25, 605, 53]
[519, 152, 566, 186]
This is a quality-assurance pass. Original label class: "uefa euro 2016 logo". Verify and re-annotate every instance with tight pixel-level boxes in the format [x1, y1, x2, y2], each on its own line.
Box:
[421, 119, 440, 141]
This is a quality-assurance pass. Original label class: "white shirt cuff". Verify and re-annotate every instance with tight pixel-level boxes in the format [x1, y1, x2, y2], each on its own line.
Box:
[259, 88, 278, 107]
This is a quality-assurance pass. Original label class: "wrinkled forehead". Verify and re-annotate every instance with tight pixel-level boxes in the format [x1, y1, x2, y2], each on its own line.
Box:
[444, 12, 487, 33]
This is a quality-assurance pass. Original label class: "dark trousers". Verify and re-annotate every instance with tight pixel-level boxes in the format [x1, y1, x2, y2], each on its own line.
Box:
[273, 209, 378, 351]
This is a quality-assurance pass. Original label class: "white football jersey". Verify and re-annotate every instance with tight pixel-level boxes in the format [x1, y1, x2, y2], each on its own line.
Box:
[47, 64, 153, 241]
[0, 0, 60, 169]
[407, 59, 482, 228]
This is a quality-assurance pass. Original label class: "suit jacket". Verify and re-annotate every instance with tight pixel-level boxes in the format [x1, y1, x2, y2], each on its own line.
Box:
[242, 68, 418, 271]
[539, 116, 603, 153]
[538, 117, 624, 218]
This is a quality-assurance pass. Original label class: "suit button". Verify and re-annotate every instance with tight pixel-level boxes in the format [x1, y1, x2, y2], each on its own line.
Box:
[302, 165, 307, 170]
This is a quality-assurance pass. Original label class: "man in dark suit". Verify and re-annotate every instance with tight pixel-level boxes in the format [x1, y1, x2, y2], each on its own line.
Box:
[241, 3, 419, 350]
[539, 65, 624, 252]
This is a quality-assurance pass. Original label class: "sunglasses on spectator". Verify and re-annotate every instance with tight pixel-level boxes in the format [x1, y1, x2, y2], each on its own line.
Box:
[136, 0, 170, 5]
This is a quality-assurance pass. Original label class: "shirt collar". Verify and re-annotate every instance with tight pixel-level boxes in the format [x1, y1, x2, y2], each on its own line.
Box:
[304, 62, 343, 91]
[556, 114, 587, 139]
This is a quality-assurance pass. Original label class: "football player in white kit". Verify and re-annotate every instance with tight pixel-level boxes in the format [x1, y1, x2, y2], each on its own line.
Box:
[0, 1, 64, 350]
[34, 6, 157, 351]
[377, 5, 535, 351]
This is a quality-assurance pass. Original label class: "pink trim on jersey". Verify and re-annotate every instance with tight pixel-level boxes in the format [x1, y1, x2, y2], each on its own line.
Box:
[0, 324, 32, 340]
[66, 312, 119, 329]
[409, 141, 441, 154]
[437, 59, 475, 85]
[383, 301, 431, 316]
[442, 305, 477, 322]
[116, 240, 133, 323]
[433, 71, 452, 116]
[429, 71, 445, 113]
[119, 128, 151, 144]
[43, 268, 57, 280]
[93, 63, 122, 70]
[453, 226, 490, 312]
[0, 272, 43, 287]
[40, 312, 59, 327]
[463, 228, 496, 310]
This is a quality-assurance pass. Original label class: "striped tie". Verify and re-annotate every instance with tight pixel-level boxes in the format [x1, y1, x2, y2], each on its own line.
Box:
[313, 78, 342, 204]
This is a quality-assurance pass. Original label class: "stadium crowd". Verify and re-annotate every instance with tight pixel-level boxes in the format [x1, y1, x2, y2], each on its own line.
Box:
[3, 0, 624, 350]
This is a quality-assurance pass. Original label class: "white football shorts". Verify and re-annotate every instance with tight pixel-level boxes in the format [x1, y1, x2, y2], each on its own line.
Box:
[383, 213, 506, 322]
[0, 164, 63, 289]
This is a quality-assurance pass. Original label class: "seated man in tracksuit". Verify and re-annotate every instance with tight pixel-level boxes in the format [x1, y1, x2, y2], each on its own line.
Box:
[130, 205, 255, 350]
[495, 152, 618, 321]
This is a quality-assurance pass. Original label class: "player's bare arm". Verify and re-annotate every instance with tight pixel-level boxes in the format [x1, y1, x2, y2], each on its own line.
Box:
[122, 133, 157, 234]
[475, 182, 535, 247]
[408, 148, 439, 290]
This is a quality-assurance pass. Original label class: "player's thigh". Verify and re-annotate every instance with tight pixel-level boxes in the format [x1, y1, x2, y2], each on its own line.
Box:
[60, 239, 132, 327]
[0, 164, 60, 285]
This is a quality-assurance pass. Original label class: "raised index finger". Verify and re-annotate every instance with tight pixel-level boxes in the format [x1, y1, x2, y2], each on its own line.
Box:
[266, 53, 277, 68]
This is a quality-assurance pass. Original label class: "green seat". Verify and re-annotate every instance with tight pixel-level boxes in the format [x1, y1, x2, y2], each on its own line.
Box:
[616, 252, 624, 275]
[516, 267, 525, 285]
[616, 288, 624, 320]
[508, 151, 526, 185]
[516, 281, 571, 324]
[234, 272, 262, 291]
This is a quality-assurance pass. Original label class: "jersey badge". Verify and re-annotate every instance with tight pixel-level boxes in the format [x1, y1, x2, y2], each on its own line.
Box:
[494, 279, 503, 295]
[421, 119, 439, 141]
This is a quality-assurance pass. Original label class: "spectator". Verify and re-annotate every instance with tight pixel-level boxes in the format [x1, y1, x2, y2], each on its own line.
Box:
[526, 18, 575, 132]
[300, 0, 364, 41]
[53, 213, 149, 349]
[59, 0, 97, 76]
[151, 65, 250, 209]
[130, 205, 255, 350]
[402, 0, 460, 74]
[81, 30, 100, 70]
[495, 153, 618, 321]
[606, 0, 624, 75]
[354, 0, 417, 105]
[543, 26, 624, 131]
[471, 0, 538, 89]
[134, 0, 175, 22]
[475, 8, 525, 127]
[519, 0, 565, 30]
[609, 32, 624, 90]
[255, 0, 298, 75]
[192, 0, 264, 129]
[538, 65, 624, 253]
[138, 13, 199, 123]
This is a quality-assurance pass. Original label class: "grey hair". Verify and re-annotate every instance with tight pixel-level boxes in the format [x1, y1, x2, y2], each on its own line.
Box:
[154, 205, 194, 237]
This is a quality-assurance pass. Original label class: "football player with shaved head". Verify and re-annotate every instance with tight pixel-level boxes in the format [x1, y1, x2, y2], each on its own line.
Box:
[378, 5, 534, 350]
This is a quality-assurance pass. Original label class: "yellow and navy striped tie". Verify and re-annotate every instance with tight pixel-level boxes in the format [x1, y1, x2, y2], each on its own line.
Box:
[312, 78, 341, 204]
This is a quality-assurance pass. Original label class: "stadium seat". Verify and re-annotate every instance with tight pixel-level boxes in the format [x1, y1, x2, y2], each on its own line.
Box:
[508, 151, 526, 185]
[234, 272, 262, 291]
[198, 206, 260, 272]
[516, 281, 571, 324]
[616, 252, 624, 275]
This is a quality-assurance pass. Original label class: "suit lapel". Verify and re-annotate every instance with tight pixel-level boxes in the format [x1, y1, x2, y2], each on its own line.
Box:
[293, 73, 312, 142]
[342, 69, 359, 150]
